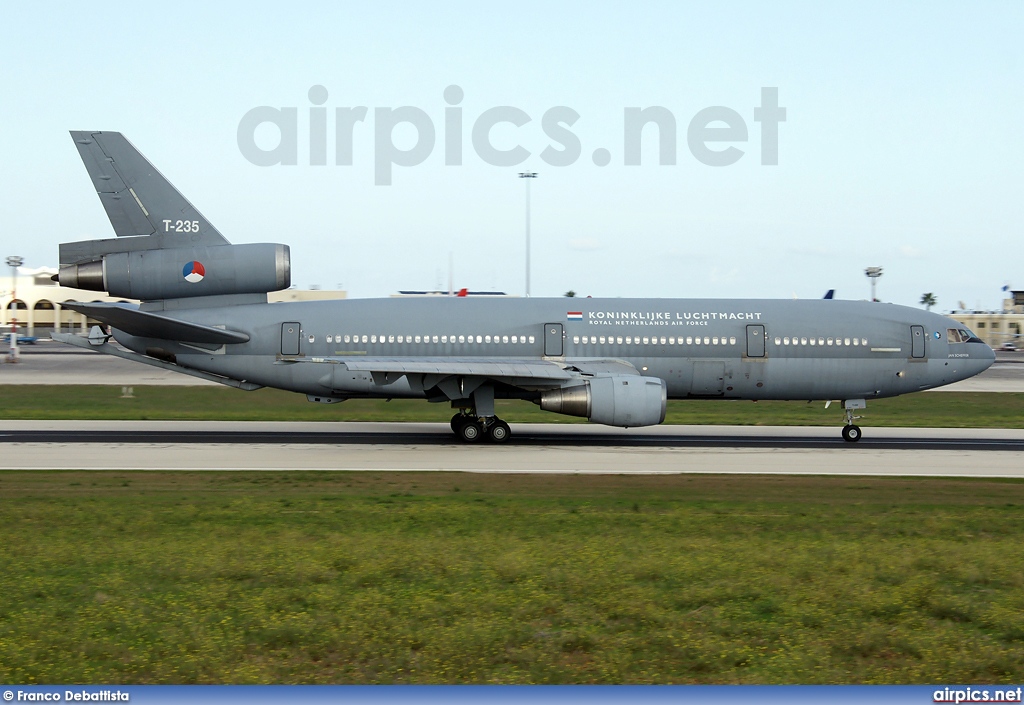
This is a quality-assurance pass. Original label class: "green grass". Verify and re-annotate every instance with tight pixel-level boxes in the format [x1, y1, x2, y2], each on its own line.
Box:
[2, 471, 1024, 684]
[2, 385, 1024, 426]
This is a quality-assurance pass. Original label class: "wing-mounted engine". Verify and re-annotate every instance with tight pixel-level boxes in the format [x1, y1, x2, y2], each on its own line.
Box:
[540, 374, 667, 428]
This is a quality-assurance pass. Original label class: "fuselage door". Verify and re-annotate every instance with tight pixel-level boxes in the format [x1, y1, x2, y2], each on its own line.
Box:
[746, 324, 766, 358]
[281, 321, 301, 356]
[690, 361, 725, 396]
[544, 323, 563, 356]
[911, 324, 925, 358]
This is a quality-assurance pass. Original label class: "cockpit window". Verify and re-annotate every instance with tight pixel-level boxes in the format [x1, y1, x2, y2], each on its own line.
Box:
[947, 328, 984, 344]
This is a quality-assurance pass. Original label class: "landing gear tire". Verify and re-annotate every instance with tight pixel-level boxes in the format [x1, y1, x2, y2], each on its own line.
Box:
[842, 424, 862, 443]
[487, 420, 511, 443]
[458, 419, 484, 443]
[450, 413, 468, 434]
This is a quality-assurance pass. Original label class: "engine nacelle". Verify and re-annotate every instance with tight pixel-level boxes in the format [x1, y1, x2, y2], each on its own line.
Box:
[57, 243, 290, 301]
[540, 374, 667, 427]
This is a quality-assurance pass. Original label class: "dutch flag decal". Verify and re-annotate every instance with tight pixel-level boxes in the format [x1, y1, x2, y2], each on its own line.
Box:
[182, 260, 206, 283]
[567, 311, 583, 321]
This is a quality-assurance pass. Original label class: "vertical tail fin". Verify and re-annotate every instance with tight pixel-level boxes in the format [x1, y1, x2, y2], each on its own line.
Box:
[70, 131, 229, 246]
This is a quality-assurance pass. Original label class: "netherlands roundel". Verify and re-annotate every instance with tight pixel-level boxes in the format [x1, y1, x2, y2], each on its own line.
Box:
[182, 260, 206, 283]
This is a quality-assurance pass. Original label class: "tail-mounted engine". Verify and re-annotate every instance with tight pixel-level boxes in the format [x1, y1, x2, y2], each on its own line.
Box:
[57, 243, 290, 301]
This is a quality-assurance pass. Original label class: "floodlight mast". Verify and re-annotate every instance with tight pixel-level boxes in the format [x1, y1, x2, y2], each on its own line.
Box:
[6, 255, 23, 362]
[865, 267, 883, 302]
[518, 172, 538, 297]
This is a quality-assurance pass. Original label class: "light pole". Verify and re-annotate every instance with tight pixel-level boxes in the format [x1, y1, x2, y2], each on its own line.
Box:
[6, 255, 24, 362]
[518, 172, 537, 297]
[865, 266, 883, 302]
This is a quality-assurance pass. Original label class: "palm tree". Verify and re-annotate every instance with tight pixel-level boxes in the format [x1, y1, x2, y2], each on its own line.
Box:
[920, 293, 937, 311]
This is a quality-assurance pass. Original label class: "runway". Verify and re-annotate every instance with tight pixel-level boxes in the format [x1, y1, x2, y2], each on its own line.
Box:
[3, 421, 1023, 477]
[4, 346, 1024, 478]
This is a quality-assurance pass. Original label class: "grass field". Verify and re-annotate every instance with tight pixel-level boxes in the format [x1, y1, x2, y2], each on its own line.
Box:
[2, 385, 1024, 427]
[2, 471, 1024, 684]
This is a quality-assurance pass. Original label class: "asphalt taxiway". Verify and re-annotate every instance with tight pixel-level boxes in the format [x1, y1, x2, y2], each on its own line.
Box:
[2, 421, 1022, 477]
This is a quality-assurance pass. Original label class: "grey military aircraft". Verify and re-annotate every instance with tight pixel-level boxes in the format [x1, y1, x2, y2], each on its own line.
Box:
[52, 132, 995, 443]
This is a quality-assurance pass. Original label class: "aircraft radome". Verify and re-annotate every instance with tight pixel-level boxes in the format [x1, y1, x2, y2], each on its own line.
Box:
[52, 132, 995, 443]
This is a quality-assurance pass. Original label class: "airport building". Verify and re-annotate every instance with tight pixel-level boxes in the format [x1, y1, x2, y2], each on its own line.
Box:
[1, 266, 346, 336]
[947, 291, 1024, 349]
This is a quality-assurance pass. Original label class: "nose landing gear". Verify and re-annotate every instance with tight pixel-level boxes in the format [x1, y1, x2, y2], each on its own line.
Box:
[841, 423, 862, 443]
[841, 399, 866, 443]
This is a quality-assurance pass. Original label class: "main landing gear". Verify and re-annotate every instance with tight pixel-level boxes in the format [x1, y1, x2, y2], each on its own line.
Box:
[450, 412, 511, 443]
[841, 399, 866, 443]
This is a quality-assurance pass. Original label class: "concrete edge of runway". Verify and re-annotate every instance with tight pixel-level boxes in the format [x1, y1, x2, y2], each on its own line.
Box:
[1, 462, 1023, 479]
[4, 421, 1023, 477]
[6, 419, 1024, 439]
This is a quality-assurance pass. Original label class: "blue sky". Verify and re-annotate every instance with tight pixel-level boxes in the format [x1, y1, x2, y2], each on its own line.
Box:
[1, 1, 1020, 308]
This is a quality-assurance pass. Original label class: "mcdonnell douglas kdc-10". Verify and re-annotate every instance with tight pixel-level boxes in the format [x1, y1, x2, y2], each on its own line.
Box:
[53, 132, 994, 442]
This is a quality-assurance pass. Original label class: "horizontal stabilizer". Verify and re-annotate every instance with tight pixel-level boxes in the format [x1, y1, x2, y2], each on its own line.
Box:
[70, 131, 228, 246]
[51, 332, 262, 390]
[62, 302, 249, 345]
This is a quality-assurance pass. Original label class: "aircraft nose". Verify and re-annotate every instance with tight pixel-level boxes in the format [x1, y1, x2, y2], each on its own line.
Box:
[971, 342, 996, 374]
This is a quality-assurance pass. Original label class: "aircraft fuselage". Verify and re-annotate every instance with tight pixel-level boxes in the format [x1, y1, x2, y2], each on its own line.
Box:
[112, 296, 994, 404]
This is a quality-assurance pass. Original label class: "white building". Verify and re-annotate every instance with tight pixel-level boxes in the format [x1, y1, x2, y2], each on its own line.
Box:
[948, 292, 1024, 348]
[1, 266, 345, 336]
[1, 266, 130, 335]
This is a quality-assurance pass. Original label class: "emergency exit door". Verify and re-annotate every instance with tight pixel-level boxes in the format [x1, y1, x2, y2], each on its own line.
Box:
[281, 322, 301, 356]
[544, 323, 563, 356]
[911, 325, 925, 358]
[746, 324, 765, 358]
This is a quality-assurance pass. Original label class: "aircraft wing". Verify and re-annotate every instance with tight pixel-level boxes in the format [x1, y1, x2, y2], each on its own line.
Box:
[62, 302, 250, 345]
[303, 356, 574, 383]
[297, 357, 650, 400]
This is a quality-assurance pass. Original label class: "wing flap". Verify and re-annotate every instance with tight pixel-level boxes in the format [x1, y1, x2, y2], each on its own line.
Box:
[62, 302, 249, 345]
